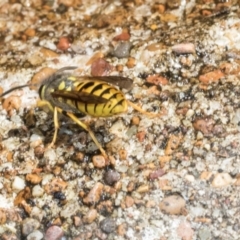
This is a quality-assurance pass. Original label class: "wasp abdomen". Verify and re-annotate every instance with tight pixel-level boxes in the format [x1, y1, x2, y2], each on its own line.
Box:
[76, 81, 127, 117]
[54, 80, 128, 117]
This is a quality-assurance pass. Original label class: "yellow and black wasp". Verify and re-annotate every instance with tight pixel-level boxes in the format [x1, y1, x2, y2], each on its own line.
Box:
[0, 67, 161, 158]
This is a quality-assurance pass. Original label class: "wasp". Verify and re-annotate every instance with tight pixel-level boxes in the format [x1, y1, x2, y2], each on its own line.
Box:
[0, 67, 162, 158]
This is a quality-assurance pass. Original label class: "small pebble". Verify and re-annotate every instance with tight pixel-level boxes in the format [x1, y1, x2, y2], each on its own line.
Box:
[193, 118, 214, 135]
[86, 51, 104, 65]
[112, 41, 132, 58]
[198, 226, 212, 240]
[12, 176, 26, 192]
[72, 152, 85, 162]
[159, 195, 186, 215]
[73, 216, 82, 227]
[200, 171, 213, 180]
[83, 209, 98, 224]
[95, 229, 107, 239]
[97, 200, 113, 215]
[2, 96, 21, 116]
[152, 4, 165, 14]
[58, 0, 75, 7]
[22, 218, 40, 236]
[27, 52, 44, 66]
[148, 168, 165, 180]
[1, 233, 18, 240]
[32, 185, 44, 197]
[126, 57, 136, 68]
[104, 170, 120, 186]
[127, 181, 136, 192]
[45, 225, 64, 240]
[167, 0, 180, 8]
[100, 218, 116, 234]
[172, 43, 195, 54]
[30, 207, 44, 222]
[60, 201, 79, 218]
[147, 42, 163, 51]
[0, 209, 7, 224]
[26, 174, 42, 184]
[117, 223, 127, 236]
[185, 174, 195, 182]
[57, 36, 71, 51]
[125, 195, 134, 208]
[180, 56, 193, 67]
[52, 166, 62, 176]
[113, 31, 130, 41]
[83, 182, 103, 205]
[131, 116, 140, 125]
[165, 134, 182, 155]
[177, 221, 194, 240]
[14, 187, 31, 213]
[27, 230, 43, 240]
[119, 149, 127, 160]
[44, 148, 57, 163]
[24, 28, 36, 37]
[44, 178, 67, 193]
[116, 64, 124, 72]
[91, 58, 112, 76]
[29, 136, 43, 148]
[92, 155, 106, 168]
[146, 74, 169, 86]
[136, 131, 146, 142]
[40, 48, 59, 58]
[146, 200, 156, 208]
[136, 184, 149, 193]
[211, 173, 236, 188]
[199, 70, 224, 85]
[53, 191, 66, 200]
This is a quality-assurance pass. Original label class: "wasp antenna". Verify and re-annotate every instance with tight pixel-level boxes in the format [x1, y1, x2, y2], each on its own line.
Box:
[56, 66, 78, 73]
[0, 84, 32, 98]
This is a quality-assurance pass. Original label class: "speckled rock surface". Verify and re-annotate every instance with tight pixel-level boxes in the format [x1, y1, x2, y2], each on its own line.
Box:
[0, 1, 240, 239]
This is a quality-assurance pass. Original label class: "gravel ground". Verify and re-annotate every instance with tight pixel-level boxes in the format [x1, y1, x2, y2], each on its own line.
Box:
[0, 0, 240, 239]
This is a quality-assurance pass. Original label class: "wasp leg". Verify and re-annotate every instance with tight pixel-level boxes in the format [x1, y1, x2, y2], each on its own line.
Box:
[37, 99, 54, 111]
[48, 106, 60, 148]
[65, 112, 108, 159]
[37, 100, 58, 147]
[127, 100, 165, 118]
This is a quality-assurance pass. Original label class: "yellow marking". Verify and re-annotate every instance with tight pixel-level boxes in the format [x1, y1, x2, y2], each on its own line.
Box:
[58, 82, 66, 90]
[66, 99, 73, 105]
[40, 85, 46, 100]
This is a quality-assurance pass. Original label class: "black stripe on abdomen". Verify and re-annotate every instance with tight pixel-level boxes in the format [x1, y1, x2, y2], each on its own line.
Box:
[78, 81, 95, 91]
[110, 99, 125, 113]
[90, 83, 103, 94]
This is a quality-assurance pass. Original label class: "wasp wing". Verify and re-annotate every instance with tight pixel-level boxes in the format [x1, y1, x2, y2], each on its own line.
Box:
[78, 76, 133, 91]
[51, 90, 108, 104]
[50, 67, 133, 90]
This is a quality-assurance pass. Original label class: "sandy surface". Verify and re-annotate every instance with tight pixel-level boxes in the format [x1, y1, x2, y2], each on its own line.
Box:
[0, 0, 240, 239]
